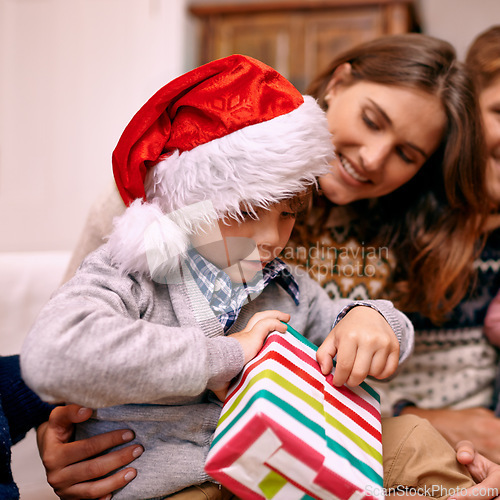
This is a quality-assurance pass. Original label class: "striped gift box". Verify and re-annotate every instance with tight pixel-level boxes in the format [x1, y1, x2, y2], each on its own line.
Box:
[205, 325, 383, 500]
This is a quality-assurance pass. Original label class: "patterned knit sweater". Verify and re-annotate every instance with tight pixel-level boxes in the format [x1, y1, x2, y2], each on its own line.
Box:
[285, 206, 500, 416]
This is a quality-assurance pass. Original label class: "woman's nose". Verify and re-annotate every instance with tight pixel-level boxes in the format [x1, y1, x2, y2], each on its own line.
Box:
[360, 142, 391, 172]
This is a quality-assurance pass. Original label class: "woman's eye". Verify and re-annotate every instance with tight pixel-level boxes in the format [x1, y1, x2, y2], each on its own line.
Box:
[281, 211, 297, 219]
[362, 111, 380, 131]
[396, 147, 414, 164]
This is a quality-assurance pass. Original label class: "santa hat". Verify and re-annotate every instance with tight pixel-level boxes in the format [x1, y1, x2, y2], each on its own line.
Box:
[107, 54, 334, 279]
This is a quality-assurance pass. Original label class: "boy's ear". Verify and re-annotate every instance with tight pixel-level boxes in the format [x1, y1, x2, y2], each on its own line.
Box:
[325, 63, 353, 99]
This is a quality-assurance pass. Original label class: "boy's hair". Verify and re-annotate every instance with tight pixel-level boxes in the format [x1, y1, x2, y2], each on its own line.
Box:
[107, 55, 333, 280]
[237, 187, 313, 222]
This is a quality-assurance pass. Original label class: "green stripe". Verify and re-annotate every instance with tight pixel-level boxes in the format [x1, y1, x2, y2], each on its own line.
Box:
[221, 369, 381, 464]
[212, 389, 382, 486]
[219, 368, 322, 427]
[360, 381, 380, 402]
[324, 412, 382, 465]
[259, 470, 287, 498]
[285, 323, 318, 351]
[285, 324, 380, 403]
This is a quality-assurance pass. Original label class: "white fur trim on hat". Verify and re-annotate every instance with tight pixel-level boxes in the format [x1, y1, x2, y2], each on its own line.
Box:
[145, 96, 333, 218]
[108, 199, 217, 279]
[107, 95, 334, 278]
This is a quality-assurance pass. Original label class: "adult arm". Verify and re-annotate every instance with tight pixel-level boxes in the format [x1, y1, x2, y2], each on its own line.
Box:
[0, 355, 54, 444]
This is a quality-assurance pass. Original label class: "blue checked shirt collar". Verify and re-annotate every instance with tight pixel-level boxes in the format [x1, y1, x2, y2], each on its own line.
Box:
[185, 249, 299, 332]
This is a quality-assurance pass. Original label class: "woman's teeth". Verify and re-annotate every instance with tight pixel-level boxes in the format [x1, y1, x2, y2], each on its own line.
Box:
[341, 157, 369, 182]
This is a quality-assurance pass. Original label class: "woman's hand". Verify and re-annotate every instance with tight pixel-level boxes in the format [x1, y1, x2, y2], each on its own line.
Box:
[37, 404, 143, 500]
[449, 440, 500, 500]
[317, 305, 400, 387]
[401, 406, 500, 464]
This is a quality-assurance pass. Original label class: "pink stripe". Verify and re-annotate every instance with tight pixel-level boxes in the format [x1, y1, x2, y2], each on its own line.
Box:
[206, 412, 375, 499]
[206, 413, 270, 472]
[211, 472, 265, 500]
[225, 334, 380, 437]
[327, 380, 381, 421]
[315, 464, 378, 500]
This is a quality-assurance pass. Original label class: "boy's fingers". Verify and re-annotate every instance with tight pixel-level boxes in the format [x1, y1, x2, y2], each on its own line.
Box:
[245, 310, 290, 331]
[252, 318, 287, 339]
[455, 440, 475, 465]
[450, 480, 500, 500]
[316, 341, 337, 376]
[346, 350, 372, 386]
[374, 350, 400, 380]
[331, 343, 357, 387]
[365, 350, 388, 378]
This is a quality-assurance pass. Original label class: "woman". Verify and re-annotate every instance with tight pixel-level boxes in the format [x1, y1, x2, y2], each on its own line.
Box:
[389, 26, 500, 463]
[35, 33, 496, 498]
[289, 33, 486, 323]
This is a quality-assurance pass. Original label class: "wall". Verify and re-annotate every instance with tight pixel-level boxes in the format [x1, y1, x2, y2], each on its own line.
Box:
[2, 0, 499, 253]
[0, 0, 189, 252]
[0, 1, 188, 498]
[417, 0, 500, 60]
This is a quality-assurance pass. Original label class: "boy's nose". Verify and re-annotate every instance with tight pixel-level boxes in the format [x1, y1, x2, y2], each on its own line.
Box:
[254, 220, 281, 253]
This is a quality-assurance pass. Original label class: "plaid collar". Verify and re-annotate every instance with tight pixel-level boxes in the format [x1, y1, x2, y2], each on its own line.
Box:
[185, 249, 299, 332]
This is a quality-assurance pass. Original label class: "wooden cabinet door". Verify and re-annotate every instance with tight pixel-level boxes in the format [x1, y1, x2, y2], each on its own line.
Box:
[190, 1, 417, 92]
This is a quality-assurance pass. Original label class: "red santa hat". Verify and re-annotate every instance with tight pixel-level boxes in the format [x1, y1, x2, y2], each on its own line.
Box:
[107, 54, 334, 278]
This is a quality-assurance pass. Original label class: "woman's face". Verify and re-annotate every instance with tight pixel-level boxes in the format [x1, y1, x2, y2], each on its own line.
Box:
[319, 65, 447, 205]
[480, 75, 500, 206]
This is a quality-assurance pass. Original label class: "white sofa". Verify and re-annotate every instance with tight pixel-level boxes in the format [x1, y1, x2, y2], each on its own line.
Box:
[0, 251, 71, 499]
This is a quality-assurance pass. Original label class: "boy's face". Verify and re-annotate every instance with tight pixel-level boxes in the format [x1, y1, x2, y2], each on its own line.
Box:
[190, 200, 299, 283]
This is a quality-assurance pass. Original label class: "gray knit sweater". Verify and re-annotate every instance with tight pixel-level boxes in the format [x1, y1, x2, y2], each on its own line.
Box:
[21, 244, 413, 499]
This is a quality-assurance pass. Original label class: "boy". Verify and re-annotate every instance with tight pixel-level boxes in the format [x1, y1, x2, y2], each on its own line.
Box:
[21, 55, 413, 499]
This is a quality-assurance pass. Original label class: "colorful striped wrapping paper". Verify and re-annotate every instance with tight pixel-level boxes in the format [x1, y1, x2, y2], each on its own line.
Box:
[205, 325, 383, 500]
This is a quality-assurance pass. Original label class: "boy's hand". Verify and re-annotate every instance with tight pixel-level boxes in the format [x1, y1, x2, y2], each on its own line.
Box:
[450, 440, 500, 500]
[212, 310, 290, 402]
[229, 310, 290, 365]
[37, 404, 143, 500]
[317, 306, 399, 387]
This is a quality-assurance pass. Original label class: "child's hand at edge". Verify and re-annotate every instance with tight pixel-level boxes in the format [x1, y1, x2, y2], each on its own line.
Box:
[484, 290, 500, 347]
[213, 310, 290, 402]
[449, 440, 500, 500]
[316, 305, 400, 387]
[37, 404, 143, 500]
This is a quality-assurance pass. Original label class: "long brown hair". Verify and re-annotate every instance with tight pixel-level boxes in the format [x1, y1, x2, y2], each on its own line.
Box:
[303, 33, 488, 322]
[466, 26, 500, 91]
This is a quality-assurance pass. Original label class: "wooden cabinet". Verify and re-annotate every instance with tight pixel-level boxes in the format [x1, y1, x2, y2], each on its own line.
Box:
[189, 0, 419, 92]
